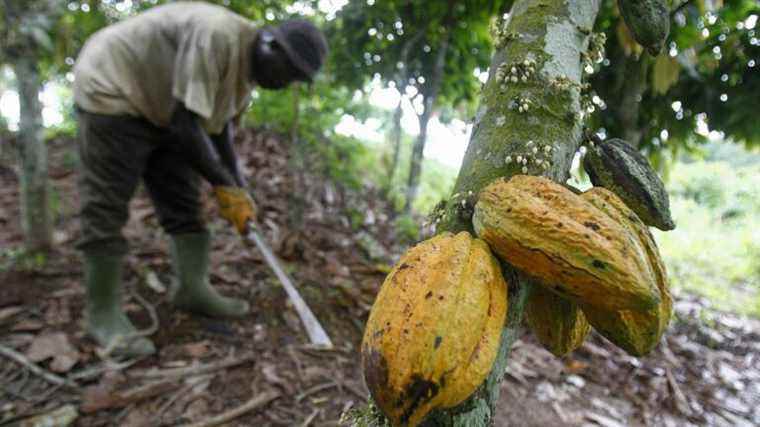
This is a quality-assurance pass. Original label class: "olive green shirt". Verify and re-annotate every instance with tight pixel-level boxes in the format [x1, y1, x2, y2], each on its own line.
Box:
[73, 2, 257, 134]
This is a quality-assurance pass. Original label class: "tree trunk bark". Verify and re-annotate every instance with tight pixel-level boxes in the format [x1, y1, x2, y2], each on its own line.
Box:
[13, 55, 52, 251]
[403, 32, 451, 214]
[427, 0, 601, 424]
[385, 98, 404, 192]
[613, 54, 650, 148]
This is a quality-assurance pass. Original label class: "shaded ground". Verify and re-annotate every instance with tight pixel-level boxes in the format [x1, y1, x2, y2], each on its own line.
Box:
[1, 131, 759, 426]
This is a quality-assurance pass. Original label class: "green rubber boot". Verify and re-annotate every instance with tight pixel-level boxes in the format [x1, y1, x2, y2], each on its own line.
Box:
[83, 253, 156, 357]
[169, 232, 250, 317]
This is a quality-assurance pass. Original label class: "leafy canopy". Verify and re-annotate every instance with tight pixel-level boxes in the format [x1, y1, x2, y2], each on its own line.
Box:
[591, 0, 759, 152]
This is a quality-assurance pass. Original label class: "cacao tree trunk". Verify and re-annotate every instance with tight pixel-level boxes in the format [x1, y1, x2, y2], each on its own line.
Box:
[13, 54, 52, 251]
[426, 0, 601, 424]
[403, 32, 451, 214]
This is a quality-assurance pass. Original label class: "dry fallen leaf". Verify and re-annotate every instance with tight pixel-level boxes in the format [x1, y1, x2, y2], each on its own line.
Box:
[25, 332, 80, 373]
[183, 341, 211, 358]
[12, 319, 45, 332]
[261, 362, 295, 394]
[0, 306, 23, 322]
[81, 382, 119, 414]
[564, 359, 589, 374]
[184, 397, 210, 422]
[121, 408, 152, 427]
[17, 404, 78, 427]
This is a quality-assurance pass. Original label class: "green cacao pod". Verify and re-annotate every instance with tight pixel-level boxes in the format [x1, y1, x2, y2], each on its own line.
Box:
[584, 138, 674, 231]
[361, 232, 508, 427]
[618, 0, 670, 56]
[473, 175, 660, 312]
[525, 285, 590, 357]
[580, 188, 672, 356]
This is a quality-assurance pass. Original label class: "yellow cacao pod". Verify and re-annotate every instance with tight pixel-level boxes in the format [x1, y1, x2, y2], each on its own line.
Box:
[525, 285, 590, 357]
[361, 232, 508, 427]
[472, 175, 659, 312]
[580, 188, 672, 356]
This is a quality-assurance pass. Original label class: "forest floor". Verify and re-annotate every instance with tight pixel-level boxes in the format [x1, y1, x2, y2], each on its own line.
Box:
[0, 131, 758, 427]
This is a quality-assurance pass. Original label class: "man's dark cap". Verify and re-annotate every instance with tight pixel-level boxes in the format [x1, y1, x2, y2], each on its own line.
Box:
[271, 19, 328, 82]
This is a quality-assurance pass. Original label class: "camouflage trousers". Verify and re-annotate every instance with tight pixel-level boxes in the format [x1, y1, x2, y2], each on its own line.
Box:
[76, 109, 205, 255]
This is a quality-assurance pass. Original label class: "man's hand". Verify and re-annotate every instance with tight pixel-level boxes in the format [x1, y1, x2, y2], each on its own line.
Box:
[214, 186, 257, 234]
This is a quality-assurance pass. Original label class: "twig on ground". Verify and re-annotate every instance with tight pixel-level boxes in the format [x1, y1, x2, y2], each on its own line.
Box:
[660, 339, 681, 368]
[551, 402, 569, 423]
[6, 404, 79, 427]
[68, 359, 140, 382]
[0, 343, 78, 389]
[343, 381, 368, 401]
[31, 382, 65, 403]
[585, 412, 625, 427]
[665, 366, 692, 416]
[158, 382, 197, 423]
[81, 378, 180, 413]
[113, 403, 135, 426]
[287, 345, 305, 380]
[300, 408, 320, 427]
[4, 366, 31, 399]
[132, 353, 255, 379]
[296, 343, 347, 353]
[264, 409, 294, 426]
[181, 390, 281, 427]
[96, 286, 159, 360]
[296, 381, 338, 403]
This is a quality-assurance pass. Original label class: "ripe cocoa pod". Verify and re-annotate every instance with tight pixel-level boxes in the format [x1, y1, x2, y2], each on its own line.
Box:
[362, 232, 507, 427]
[525, 285, 590, 357]
[473, 175, 660, 312]
[580, 188, 672, 356]
[583, 138, 674, 231]
[617, 0, 670, 56]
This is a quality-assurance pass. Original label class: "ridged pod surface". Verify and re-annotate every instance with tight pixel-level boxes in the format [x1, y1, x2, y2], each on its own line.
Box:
[473, 175, 659, 312]
[525, 285, 590, 357]
[583, 138, 674, 231]
[361, 232, 508, 427]
[580, 188, 672, 356]
[618, 0, 670, 55]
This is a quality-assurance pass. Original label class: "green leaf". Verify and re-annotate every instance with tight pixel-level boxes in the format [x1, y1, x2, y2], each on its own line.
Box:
[651, 54, 680, 95]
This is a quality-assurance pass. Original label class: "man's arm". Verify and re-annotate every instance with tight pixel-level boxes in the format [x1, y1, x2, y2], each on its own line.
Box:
[170, 103, 256, 234]
[210, 122, 246, 187]
[170, 103, 237, 187]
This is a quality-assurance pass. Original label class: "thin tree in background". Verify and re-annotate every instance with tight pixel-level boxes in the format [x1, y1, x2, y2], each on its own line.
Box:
[0, 0, 58, 251]
[402, 0, 454, 213]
